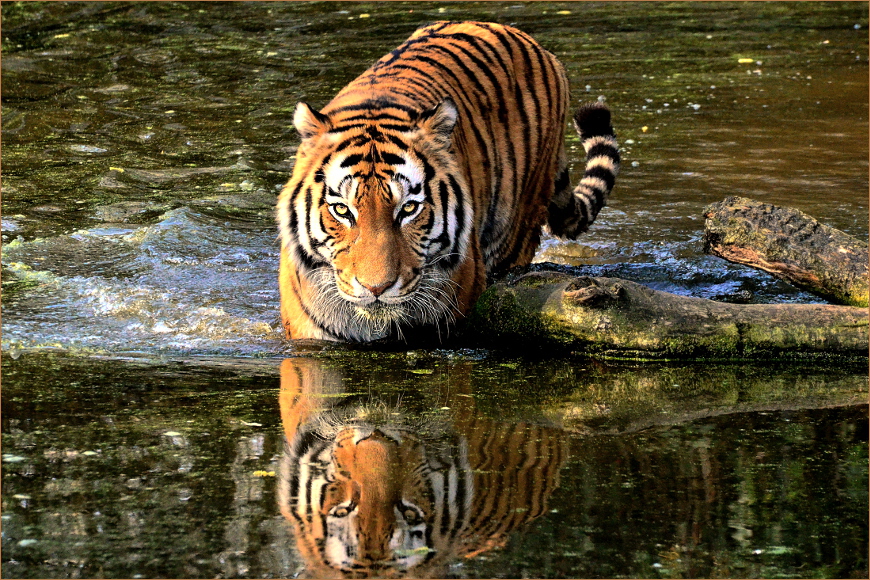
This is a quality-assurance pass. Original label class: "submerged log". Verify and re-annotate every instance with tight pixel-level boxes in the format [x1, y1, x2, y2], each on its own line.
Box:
[468, 272, 868, 359]
[703, 196, 869, 307]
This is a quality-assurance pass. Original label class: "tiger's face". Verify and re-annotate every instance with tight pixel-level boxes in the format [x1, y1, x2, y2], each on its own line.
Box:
[283, 422, 468, 577]
[278, 99, 473, 341]
[320, 152, 435, 308]
[318, 427, 437, 573]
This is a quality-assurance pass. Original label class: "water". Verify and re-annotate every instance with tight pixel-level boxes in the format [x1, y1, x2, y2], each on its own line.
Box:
[2, 353, 867, 578]
[2, 2, 868, 578]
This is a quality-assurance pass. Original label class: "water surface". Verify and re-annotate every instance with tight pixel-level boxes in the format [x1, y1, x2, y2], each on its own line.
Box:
[2, 2, 868, 578]
[2, 353, 867, 578]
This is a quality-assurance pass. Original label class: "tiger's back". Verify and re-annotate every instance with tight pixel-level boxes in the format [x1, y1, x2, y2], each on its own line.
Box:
[326, 21, 570, 275]
[277, 21, 619, 342]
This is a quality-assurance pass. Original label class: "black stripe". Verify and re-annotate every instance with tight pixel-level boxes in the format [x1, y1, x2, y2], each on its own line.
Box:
[315, 211, 330, 247]
[441, 37, 505, 100]
[424, 44, 491, 100]
[331, 135, 364, 151]
[434, 32, 504, 72]
[332, 112, 410, 124]
[447, 460, 468, 542]
[380, 151, 405, 166]
[386, 133, 411, 149]
[302, 187, 314, 249]
[587, 141, 619, 158]
[377, 122, 418, 133]
[328, 100, 418, 116]
[421, 209, 435, 234]
[327, 123, 367, 134]
[390, 56, 476, 115]
[372, 21, 453, 69]
[419, 155, 436, 183]
[388, 62, 441, 87]
[340, 153, 365, 168]
[393, 68, 442, 95]
[578, 195, 590, 223]
[445, 174, 466, 268]
[512, 32, 541, 147]
[524, 32, 555, 118]
[585, 165, 616, 193]
[477, 25, 525, 256]
[517, 33, 544, 126]
[284, 180, 306, 237]
[293, 244, 327, 271]
[431, 180, 451, 253]
[439, 467, 453, 537]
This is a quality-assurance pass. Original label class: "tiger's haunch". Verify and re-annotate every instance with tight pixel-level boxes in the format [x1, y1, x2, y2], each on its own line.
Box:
[277, 21, 619, 342]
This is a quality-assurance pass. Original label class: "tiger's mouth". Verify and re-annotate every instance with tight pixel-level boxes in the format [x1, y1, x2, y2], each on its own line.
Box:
[338, 276, 421, 308]
[354, 301, 404, 320]
[308, 265, 457, 340]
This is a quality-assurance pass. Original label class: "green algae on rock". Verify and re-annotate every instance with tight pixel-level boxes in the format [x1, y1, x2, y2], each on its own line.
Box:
[469, 272, 869, 360]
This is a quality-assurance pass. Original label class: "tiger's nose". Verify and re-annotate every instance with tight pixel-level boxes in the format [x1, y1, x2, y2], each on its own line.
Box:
[360, 280, 394, 297]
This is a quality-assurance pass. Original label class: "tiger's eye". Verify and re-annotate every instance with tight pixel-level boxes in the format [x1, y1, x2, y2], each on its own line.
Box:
[403, 508, 418, 522]
[334, 506, 350, 517]
[401, 201, 419, 215]
[332, 203, 349, 216]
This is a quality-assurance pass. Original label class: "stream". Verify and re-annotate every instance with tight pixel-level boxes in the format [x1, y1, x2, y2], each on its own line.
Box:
[2, 2, 868, 578]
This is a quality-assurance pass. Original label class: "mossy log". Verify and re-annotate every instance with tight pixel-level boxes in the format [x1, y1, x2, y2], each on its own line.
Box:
[703, 196, 869, 307]
[468, 272, 868, 359]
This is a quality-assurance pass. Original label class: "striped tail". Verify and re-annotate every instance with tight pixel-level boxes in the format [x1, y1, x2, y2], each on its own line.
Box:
[547, 101, 620, 238]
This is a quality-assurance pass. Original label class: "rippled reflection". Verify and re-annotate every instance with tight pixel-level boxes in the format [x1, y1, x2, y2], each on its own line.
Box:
[277, 358, 568, 578]
[1, 352, 866, 578]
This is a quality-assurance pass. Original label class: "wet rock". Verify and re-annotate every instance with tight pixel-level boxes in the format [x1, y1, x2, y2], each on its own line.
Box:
[468, 271, 869, 359]
[704, 196, 869, 307]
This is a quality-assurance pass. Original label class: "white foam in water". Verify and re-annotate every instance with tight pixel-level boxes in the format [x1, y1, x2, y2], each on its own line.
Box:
[2, 206, 287, 357]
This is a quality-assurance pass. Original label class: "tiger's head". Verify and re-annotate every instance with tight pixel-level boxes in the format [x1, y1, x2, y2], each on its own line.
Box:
[280, 415, 469, 578]
[278, 98, 474, 341]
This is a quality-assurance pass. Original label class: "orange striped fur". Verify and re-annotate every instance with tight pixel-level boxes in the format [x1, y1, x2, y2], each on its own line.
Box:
[277, 21, 619, 342]
[277, 358, 569, 577]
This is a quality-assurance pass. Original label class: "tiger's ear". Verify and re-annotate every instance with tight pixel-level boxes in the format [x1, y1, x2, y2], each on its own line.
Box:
[417, 98, 458, 141]
[294, 102, 331, 140]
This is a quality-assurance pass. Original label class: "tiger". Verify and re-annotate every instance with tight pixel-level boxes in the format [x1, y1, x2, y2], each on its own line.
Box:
[277, 358, 569, 578]
[277, 21, 620, 342]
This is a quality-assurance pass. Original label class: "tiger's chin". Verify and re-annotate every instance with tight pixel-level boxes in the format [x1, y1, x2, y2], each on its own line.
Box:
[308, 267, 459, 342]
[349, 294, 454, 342]
[354, 301, 403, 320]
[352, 302, 405, 337]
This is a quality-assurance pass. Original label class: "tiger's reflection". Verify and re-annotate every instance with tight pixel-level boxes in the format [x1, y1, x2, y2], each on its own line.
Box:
[277, 358, 569, 578]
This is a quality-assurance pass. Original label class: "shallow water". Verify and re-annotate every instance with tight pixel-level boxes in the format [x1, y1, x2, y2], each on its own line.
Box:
[2, 2, 868, 578]
[2, 353, 867, 578]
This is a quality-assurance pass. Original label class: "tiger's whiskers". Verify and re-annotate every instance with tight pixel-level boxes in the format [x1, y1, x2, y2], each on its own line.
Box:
[304, 265, 458, 342]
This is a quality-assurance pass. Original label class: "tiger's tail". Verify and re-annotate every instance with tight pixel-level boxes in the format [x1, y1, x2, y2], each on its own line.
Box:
[547, 101, 620, 239]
